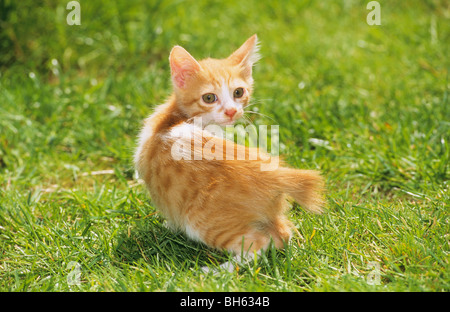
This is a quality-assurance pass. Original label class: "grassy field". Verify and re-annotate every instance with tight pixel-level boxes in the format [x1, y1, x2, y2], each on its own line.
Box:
[0, 0, 449, 292]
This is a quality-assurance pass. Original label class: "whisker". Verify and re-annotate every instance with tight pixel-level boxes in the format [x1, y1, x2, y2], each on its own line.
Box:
[244, 97, 270, 107]
[244, 102, 260, 109]
[244, 110, 277, 123]
[241, 114, 255, 126]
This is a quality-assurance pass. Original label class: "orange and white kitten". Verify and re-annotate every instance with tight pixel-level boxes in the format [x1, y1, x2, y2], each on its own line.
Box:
[135, 35, 324, 261]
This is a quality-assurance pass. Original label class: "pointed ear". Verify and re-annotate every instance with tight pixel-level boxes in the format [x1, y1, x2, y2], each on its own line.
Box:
[169, 46, 202, 89]
[228, 34, 260, 77]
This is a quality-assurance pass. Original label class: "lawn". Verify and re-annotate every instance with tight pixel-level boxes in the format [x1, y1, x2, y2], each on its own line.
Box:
[0, 0, 448, 292]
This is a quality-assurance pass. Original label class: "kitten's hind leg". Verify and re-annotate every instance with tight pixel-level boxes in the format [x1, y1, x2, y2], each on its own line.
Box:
[268, 216, 293, 248]
[200, 232, 270, 274]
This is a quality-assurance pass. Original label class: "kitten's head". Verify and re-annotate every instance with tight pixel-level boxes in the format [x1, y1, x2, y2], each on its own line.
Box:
[169, 34, 259, 126]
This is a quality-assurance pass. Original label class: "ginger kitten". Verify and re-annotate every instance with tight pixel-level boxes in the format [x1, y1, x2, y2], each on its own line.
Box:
[134, 34, 324, 258]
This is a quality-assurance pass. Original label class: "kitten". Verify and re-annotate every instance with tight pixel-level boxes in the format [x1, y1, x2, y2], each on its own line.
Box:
[134, 34, 324, 261]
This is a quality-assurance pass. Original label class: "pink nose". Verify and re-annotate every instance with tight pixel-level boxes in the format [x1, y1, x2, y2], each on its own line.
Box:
[225, 108, 237, 118]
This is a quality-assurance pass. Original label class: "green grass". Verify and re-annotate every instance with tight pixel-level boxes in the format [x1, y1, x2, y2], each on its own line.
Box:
[0, 0, 449, 291]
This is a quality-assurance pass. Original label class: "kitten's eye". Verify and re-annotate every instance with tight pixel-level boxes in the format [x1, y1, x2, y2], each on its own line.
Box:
[234, 88, 244, 98]
[202, 93, 217, 104]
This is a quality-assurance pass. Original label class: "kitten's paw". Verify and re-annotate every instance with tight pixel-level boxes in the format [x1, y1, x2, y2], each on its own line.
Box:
[199, 254, 253, 275]
[200, 261, 236, 275]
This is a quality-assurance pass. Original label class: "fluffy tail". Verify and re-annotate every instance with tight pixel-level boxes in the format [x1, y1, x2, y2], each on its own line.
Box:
[276, 168, 325, 214]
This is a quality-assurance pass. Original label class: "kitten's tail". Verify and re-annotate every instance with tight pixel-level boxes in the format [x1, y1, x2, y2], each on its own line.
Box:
[276, 168, 325, 214]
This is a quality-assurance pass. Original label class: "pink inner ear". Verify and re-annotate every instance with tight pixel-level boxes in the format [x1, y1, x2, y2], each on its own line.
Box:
[172, 61, 199, 89]
[170, 59, 186, 88]
[171, 59, 197, 88]
[173, 72, 187, 88]
[170, 47, 201, 89]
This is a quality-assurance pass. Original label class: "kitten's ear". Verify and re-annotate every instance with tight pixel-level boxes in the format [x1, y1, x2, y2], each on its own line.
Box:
[169, 46, 202, 89]
[228, 34, 260, 77]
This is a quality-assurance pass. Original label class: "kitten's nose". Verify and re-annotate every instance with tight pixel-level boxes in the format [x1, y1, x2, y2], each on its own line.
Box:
[225, 108, 237, 118]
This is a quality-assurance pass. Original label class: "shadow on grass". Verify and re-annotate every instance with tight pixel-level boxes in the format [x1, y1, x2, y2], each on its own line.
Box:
[114, 216, 225, 270]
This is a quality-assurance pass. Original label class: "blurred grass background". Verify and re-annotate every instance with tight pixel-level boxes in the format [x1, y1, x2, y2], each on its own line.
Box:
[0, 0, 449, 291]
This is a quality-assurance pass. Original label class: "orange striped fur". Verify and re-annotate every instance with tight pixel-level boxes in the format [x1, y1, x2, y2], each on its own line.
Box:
[134, 35, 325, 255]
